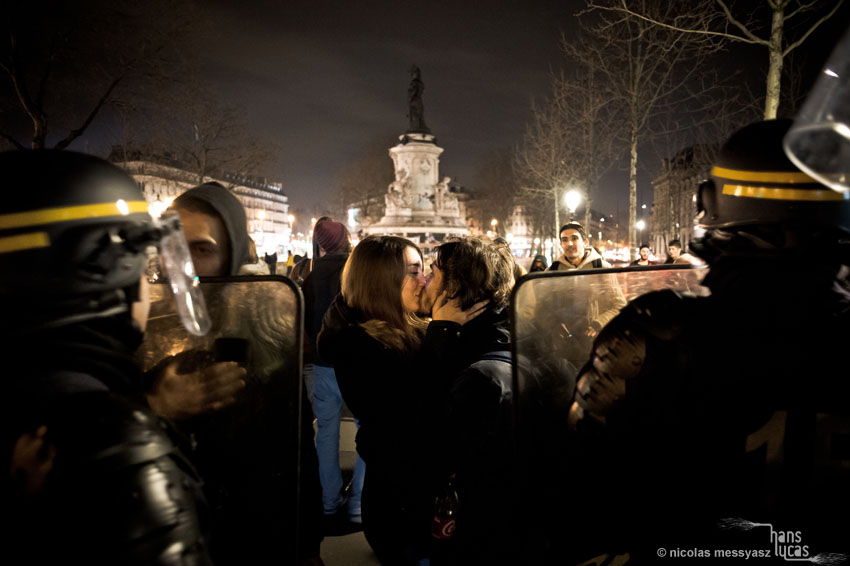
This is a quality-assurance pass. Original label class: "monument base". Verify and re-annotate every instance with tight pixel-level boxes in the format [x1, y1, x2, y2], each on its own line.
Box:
[363, 219, 469, 253]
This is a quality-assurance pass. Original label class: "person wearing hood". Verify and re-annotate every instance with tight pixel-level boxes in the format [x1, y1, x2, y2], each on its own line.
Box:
[547, 222, 626, 338]
[549, 222, 610, 272]
[172, 182, 251, 277]
[530, 254, 549, 272]
[166, 182, 326, 565]
[417, 236, 520, 565]
[302, 220, 366, 525]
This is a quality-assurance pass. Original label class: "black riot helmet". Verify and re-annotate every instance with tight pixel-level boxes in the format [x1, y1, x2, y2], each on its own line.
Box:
[0, 150, 209, 335]
[697, 119, 850, 235]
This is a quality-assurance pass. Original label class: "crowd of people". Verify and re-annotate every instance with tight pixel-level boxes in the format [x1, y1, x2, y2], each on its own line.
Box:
[3, 114, 849, 565]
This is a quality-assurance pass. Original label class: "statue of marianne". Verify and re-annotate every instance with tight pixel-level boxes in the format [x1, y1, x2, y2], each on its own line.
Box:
[407, 65, 428, 132]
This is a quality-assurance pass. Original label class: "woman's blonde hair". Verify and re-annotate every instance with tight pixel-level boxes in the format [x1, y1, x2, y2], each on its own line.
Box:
[341, 235, 427, 350]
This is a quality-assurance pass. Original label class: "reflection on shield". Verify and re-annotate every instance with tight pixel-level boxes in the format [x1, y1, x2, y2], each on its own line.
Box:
[511, 265, 708, 559]
[138, 276, 303, 565]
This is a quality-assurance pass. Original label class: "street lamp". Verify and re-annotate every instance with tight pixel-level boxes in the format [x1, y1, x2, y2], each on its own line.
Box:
[490, 218, 498, 236]
[564, 190, 582, 220]
[288, 214, 295, 226]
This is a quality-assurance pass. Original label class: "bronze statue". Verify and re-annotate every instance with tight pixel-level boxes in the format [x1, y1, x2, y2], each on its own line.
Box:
[407, 65, 429, 132]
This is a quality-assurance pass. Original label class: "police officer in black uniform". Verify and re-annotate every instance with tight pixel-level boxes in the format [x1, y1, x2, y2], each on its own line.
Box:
[563, 120, 850, 564]
[2, 150, 213, 565]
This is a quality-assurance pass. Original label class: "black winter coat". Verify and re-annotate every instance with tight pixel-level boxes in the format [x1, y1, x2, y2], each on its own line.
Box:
[303, 251, 348, 366]
[423, 307, 521, 565]
[318, 296, 438, 562]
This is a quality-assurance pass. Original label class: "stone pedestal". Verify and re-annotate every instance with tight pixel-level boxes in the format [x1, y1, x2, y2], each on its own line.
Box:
[365, 132, 468, 249]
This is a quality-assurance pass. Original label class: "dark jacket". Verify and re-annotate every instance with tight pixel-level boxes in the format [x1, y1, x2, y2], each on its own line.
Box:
[4, 318, 212, 566]
[561, 258, 850, 563]
[318, 295, 436, 563]
[424, 307, 520, 565]
[303, 251, 349, 367]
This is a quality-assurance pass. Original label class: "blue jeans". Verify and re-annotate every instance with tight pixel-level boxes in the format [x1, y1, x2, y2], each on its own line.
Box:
[313, 364, 365, 515]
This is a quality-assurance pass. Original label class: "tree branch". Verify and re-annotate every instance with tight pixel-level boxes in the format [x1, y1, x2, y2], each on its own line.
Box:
[1, 34, 44, 139]
[586, 0, 767, 46]
[0, 131, 25, 150]
[714, 0, 767, 45]
[784, 0, 819, 21]
[783, 0, 845, 56]
[53, 74, 124, 150]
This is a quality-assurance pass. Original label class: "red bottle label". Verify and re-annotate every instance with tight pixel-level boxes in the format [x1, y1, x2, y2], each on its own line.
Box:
[432, 516, 456, 539]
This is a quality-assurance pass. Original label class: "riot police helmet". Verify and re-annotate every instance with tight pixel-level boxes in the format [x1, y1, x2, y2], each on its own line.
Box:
[697, 119, 850, 235]
[0, 150, 208, 335]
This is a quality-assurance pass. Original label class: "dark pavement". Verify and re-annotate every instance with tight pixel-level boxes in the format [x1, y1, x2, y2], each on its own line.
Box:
[313, 413, 380, 566]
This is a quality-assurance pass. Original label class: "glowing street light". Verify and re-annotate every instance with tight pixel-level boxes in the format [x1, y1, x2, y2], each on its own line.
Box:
[636, 219, 646, 232]
[564, 190, 582, 220]
[257, 209, 266, 220]
[288, 214, 295, 225]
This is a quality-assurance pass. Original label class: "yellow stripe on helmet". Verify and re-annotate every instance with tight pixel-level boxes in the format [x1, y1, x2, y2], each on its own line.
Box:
[722, 184, 848, 202]
[713, 166, 815, 185]
[0, 200, 150, 230]
[0, 231, 50, 254]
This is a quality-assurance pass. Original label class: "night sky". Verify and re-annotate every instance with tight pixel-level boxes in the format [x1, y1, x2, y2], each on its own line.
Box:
[198, 0, 586, 213]
[44, 0, 849, 219]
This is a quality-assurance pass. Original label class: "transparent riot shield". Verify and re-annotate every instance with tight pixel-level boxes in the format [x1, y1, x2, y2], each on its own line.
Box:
[137, 276, 306, 565]
[511, 265, 708, 559]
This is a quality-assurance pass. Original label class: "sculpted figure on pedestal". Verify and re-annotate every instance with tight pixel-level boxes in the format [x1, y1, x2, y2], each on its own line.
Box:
[407, 65, 428, 132]
[435, 176, 459, 214]
[386, 168, 411, 212]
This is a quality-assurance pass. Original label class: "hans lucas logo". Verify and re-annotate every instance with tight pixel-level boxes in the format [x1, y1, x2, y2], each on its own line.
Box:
[718, 518, 847, 564]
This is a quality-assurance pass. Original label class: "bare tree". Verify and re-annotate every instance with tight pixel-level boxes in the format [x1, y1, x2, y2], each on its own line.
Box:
[0, 0, 200, 150]
[648, 73, 759, 249]
[554, 36, 622, 229]
[515, 32, 623, 248]
[181, 96, 278, 185]
[578, 1, 725, 253]
[587, 0, 845, 119]
[515, 97, 574, 240]
[335, 134, 397, 223]
[117, 83, 279, 185]
[470, 148, 521, 237]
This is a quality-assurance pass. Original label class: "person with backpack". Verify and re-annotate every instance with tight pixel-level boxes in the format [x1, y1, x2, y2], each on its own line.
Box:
[417, 236, 520, 565]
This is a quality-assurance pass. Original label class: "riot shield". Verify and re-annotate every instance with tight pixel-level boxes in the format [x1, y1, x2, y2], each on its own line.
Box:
[511, 265, 708, 560]
[138, 276, 307, 565]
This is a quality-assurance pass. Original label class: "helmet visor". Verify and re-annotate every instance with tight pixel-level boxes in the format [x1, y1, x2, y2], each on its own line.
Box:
[784, 27, 850, 193]
[154, 212, 211, 336]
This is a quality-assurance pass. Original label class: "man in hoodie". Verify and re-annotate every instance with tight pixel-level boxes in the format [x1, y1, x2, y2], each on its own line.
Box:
[171, 182, 252, 277]
[303, 220, 365, 525]
[547, 222, 625, 339]
[165, 182, 326, 565]
[529, 254, 549, 272]
[549, 222, 609, 272]
[418, 236, 520, 565]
